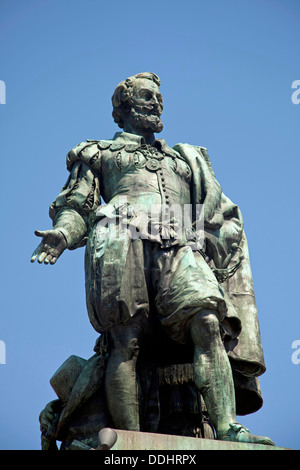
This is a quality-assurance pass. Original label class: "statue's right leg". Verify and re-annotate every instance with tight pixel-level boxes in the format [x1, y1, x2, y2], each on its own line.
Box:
[104, 319, 144, 431]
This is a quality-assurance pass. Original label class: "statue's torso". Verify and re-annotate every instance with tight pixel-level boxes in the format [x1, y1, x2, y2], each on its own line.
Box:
[100, 145, 192, 210]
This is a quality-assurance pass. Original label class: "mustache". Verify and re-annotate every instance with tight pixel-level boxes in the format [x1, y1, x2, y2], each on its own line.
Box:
[133, 103, 163, 117]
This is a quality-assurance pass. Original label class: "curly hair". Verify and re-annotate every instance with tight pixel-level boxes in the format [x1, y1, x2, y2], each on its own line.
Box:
[112, 72, 161, 129]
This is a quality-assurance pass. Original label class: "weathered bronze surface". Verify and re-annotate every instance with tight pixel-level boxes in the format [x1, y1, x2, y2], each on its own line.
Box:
[33, 73, 274, 450]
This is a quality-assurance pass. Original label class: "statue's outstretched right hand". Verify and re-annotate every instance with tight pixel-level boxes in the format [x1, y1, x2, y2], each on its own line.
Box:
[31, 229, 68, 265]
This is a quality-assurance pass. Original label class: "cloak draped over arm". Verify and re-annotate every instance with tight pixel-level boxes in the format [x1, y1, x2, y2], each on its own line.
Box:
[173, 143, 266, 415]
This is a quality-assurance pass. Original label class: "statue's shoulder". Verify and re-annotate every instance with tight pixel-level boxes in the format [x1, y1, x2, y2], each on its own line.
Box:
[191, 144, 211, 163]
[173, 142, 210, 163]
[173, 143, 216, 176]
[66, 139, 113, 172]
[173, 142, 208, 156]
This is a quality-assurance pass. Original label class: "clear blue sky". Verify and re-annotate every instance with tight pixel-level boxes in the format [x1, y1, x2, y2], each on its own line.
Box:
[0, 0, 299, 450]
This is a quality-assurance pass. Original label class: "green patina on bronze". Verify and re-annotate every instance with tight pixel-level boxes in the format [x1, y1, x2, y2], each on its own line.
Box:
[33, 72, 274, 450]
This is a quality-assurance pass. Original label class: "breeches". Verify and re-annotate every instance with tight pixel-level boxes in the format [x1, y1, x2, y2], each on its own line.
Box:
[85, 224, 227, 344]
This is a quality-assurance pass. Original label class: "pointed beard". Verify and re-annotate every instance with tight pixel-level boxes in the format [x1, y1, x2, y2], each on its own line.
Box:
[129, 108, 163, 133]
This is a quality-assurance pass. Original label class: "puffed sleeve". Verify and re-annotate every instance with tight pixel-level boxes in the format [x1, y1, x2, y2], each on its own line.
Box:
[49, 142, 101, 249]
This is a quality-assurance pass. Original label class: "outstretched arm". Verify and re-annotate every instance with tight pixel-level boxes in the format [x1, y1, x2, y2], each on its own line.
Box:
[31, 144, 101, 266]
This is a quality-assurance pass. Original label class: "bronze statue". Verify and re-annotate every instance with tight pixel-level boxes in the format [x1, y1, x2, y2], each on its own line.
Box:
[32, 72, 274, 448]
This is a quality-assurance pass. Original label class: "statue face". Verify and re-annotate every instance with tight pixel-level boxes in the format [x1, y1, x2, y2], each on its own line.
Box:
[127, 78, 163, 133]
[132, 78, 163, 116]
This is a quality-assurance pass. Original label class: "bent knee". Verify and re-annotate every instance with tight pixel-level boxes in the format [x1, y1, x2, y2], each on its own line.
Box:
[190, 309, 220, 342]
[108, 325, 142, 361]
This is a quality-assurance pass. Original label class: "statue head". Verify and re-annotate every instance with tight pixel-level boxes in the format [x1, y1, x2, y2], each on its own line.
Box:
[112, 72, 163, 134]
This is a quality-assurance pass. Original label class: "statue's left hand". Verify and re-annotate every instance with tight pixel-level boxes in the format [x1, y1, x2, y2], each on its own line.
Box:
[31, 229, 68, 265]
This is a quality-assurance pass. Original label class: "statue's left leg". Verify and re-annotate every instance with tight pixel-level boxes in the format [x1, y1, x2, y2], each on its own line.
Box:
[190, 309, 275, 446]
[190, 309, 236, 435]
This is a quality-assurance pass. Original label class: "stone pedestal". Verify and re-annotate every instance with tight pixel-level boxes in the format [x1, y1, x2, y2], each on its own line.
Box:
[108, 429, 289, 451]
